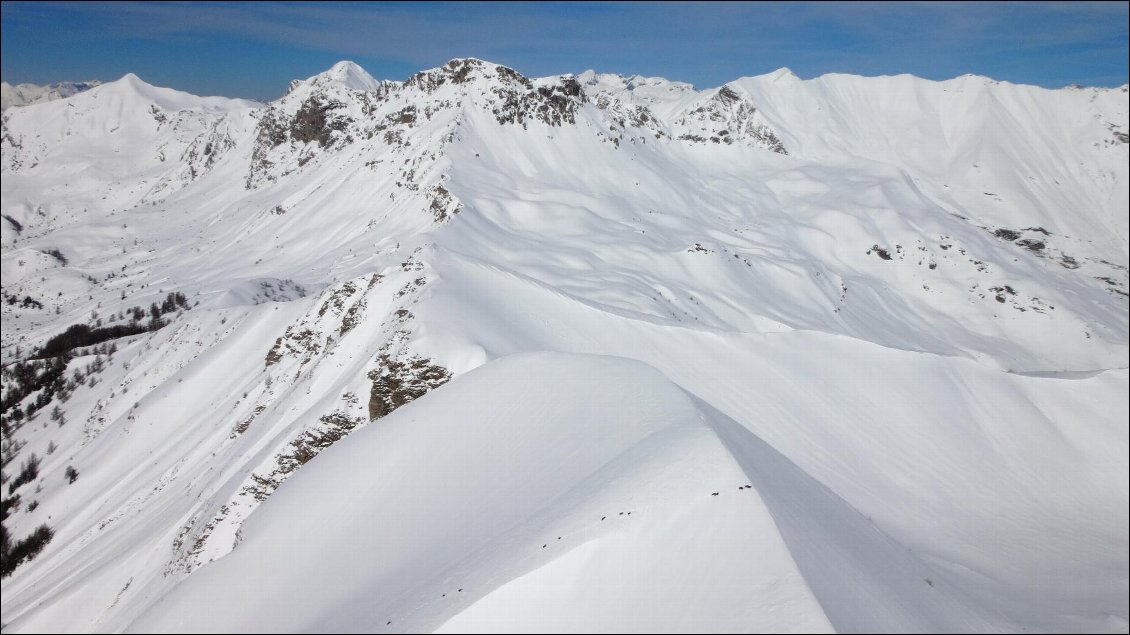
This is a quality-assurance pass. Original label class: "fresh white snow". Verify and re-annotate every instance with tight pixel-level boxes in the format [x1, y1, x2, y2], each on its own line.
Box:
[1, 59, 1126, 633]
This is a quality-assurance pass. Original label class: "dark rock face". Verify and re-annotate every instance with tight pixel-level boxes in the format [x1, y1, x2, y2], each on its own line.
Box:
[368, 354, 451, 420]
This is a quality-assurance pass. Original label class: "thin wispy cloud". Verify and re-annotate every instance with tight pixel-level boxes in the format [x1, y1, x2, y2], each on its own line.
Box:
[2, 1, 1126, 98]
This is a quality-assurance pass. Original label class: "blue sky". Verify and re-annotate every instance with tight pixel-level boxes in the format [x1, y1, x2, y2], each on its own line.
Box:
[2, 1, 1127, 99]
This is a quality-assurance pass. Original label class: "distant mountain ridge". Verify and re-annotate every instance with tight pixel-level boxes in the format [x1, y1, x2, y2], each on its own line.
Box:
[0, 80, 102, 110]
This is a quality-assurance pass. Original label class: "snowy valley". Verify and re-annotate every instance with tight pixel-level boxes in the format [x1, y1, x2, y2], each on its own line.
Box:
[1, 58, 1127, 632]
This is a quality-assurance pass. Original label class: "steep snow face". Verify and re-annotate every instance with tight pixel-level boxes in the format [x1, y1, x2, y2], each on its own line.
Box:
[0, 80, 102, 110]
[129, 352, 1128, 633]
[1, 59, 1127, 634]
[128, 353, 832, 633]
[733, 72, 1130, 256]
[314, 60, 384, 92]
[438, 97, 1126, 371]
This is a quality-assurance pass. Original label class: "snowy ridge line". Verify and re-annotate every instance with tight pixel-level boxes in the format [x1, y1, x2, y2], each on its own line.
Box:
[1, 58, 1126, 633]
[127, 352, 1125, 633]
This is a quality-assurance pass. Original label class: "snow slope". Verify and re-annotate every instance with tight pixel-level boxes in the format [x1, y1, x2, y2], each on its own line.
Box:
[732, 71, 1130, 257]
[130, 352, 831, 633]
[1, 59, 1126, 633]
[127, 351, 1126, 634]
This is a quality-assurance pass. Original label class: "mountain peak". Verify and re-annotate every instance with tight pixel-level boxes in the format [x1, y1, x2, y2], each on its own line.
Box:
[302, 60, 381, 92]
[446, 56, 493, 66]
[763, 67, 799, 82]
[117, 72, 147, 86]
[71, 72, 258, 113]
[98, 72, 162, 100]
[403, 58, 533, 94]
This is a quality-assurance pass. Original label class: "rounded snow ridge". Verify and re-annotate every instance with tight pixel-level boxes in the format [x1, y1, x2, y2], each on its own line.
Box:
[313, 60, 381, 91]
[765, 67, 799, 82]
[104, 72, 157, 96]
[329, 60, 365, 72]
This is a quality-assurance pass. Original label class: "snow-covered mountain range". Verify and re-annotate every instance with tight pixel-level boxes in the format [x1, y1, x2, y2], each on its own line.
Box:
[0, 80, 102, 111]
[1, 58, 1127, 632]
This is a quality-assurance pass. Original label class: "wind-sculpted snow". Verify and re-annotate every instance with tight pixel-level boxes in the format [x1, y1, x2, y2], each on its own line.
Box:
[130, 352, 1126, 633]
[1, 59, 1126, 633]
